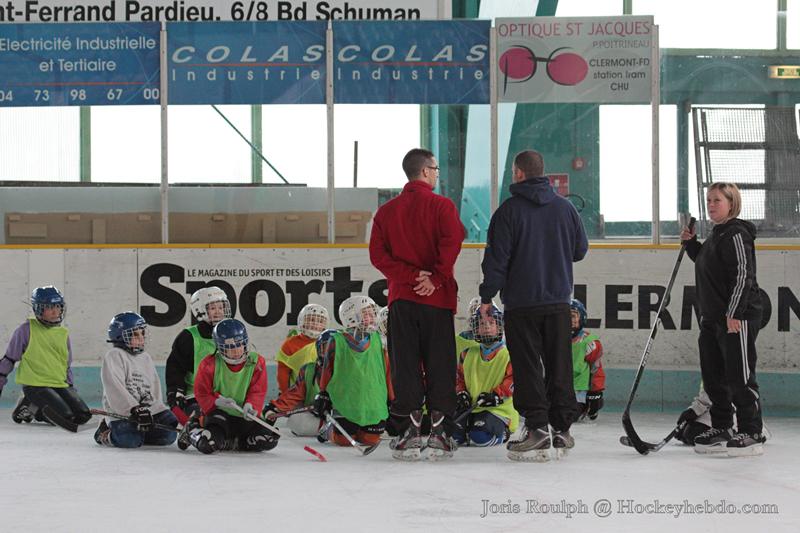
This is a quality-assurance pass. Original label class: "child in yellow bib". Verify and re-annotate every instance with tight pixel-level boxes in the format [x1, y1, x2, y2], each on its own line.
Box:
[0, 286, 91, 430]
[275, 303, 328, 395]
[454, 305, 518, 447]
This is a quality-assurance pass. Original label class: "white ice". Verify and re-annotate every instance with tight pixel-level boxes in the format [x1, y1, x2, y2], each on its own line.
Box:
[1, 411, 798, 533]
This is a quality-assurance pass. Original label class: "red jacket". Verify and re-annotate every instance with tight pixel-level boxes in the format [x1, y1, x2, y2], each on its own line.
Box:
[369, 180, 465, 312]
[194, 354, 268, 415]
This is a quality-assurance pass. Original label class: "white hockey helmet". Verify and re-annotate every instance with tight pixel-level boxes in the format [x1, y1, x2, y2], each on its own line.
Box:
[190, 286, 232, 325]
[377, 306, 389, 337]
[338, 295, 379, 336]
[298, 303, 329, 339]
[467, 297, 481, 317]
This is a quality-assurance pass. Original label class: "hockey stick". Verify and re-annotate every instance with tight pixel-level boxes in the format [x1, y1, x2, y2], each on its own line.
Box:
[90, 408, 179, 433]
[620, 421, 687, 452]
[324, 413, 380, 456]
[269, 405, 314, 420]
[454, 405, 476, 426]
[621, 217, 695, 455]
[215, 397, 327, 462]
[454, 395, 502, 426]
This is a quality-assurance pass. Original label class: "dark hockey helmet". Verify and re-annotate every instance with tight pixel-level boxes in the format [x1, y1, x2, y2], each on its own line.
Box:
[107, 312, 148, 354]
[31, 285, 66, 326]
[213, 318, 249, 365]
[570, 298, 587, 330]
[470, 304, 504, 345]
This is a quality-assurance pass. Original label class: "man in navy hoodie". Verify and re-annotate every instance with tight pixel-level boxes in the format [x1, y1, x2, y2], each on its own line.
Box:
[479, 150, 588, 462]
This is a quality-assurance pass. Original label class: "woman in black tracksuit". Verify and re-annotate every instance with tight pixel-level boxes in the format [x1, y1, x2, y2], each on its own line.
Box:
[681, 182, 765, 457]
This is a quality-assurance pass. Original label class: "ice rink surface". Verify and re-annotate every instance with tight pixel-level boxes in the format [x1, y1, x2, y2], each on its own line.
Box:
[1, 410, 798, 533]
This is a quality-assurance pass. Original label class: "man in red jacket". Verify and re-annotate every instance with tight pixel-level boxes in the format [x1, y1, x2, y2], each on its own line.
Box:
[369, 148, 465, 461]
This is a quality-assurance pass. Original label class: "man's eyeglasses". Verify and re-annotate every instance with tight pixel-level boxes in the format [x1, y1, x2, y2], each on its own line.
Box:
[427, 166, 440, 172]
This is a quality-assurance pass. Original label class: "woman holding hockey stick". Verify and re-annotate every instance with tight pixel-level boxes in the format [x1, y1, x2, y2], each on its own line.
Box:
[682, 182, 766, 457]
[95, 312, 178, 448]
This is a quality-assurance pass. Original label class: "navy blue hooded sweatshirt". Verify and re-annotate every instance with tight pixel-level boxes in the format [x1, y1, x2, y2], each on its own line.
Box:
[479, 177, 588, 310]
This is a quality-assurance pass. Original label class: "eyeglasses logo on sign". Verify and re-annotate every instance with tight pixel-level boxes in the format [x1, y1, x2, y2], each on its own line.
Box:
[499, 45, 588, 94]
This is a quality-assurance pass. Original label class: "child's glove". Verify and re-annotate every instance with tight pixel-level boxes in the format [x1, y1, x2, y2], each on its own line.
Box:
[242, 403, 259, 421]
[476, 392, 503, 407]
[262, 403, 280, 423]
[676, 407, 699, 426]
[456, 391, 472, 412]
[586, 391, 604, 420]
[167, 390, 188, 411]
[130, 404, 154, 432]
[312, 391, 332, 418]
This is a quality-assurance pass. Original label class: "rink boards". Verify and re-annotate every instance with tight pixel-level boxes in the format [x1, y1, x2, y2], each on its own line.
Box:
[0, 244, 798, 411]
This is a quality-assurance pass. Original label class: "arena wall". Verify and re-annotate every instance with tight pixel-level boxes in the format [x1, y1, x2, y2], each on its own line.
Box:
[1, 244, 798, 414]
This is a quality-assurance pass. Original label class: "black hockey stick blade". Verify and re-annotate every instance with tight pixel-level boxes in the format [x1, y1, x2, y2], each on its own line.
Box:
[620, 420, 687, 453]
[362, 440, 382, 456]
[621, 412, 653, 455]
[41, 406, 79, 433]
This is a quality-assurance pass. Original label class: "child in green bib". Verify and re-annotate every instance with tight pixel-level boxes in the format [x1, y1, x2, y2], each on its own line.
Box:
[1, 286, 91, 430]
[313, 296, 393, 448]
[165, 286, 232, 421]
[570, 299, 605, 422]
[189, 319, 275, 455]
[454, 305, 518, 447]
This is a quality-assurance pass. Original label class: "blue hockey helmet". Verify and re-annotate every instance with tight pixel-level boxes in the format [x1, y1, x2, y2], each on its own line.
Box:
[213, 318, 249, 365]
[107, 312, 148, 354]
[31, 286, 66, 326]
[470, 304, 504, 345]
[570, 298, 587, 330]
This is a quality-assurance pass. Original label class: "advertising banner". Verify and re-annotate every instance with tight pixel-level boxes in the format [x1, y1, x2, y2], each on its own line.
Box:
[333, 20, 490, 104]
[0, 247, 797, 372]
[496, 16, 653, 104]
[0, 22, 160, 106]
[167, 21, 326, 105]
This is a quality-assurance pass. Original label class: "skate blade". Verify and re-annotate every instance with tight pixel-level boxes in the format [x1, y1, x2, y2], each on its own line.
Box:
[426, 447, 454, 461]
[725, 444, 764, 458]
[392, 447, 423, 461]
[553, 448, 569, 460]
[694, 444, 729, 455]
[507, 449, 550, 463]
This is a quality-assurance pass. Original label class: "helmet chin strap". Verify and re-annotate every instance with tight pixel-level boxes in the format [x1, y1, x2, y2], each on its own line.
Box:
[222, 351, 248, 365]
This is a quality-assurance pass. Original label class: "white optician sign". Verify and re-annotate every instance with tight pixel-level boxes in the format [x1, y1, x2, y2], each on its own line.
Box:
[496, 16, 654, 104]
[0, 1, 441, 23]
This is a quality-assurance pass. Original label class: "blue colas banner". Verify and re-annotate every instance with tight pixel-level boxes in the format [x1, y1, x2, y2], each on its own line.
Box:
[333, 20, 490, 104]
[168, 21, 326, 105]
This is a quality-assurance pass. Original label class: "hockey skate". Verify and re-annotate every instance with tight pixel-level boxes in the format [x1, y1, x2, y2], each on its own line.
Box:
[726, 432, 766, 457]
[425, 410, 456, 461]
[552, 429, 574, 459]
[694, 427, 733, 455]
[177, 416, 200, 451]
[94, 419, 113, 447]
[390, 410, 425, 461]
[190, 429, 218, 455]
[12, 395, 34, 424]
[507, 426, 551, 462]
